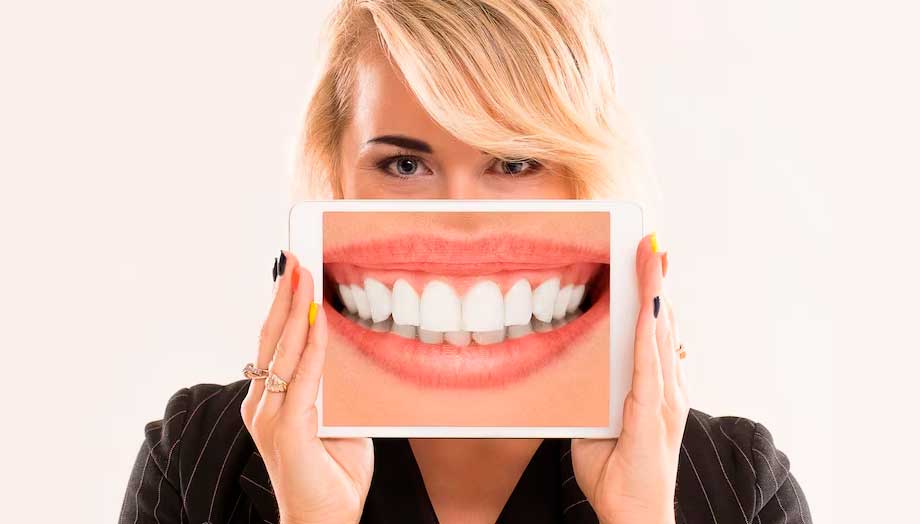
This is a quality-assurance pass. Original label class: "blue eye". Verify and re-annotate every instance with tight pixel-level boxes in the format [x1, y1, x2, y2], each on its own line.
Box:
[395, 157, 418, 175]
[376, 155, 432, 178]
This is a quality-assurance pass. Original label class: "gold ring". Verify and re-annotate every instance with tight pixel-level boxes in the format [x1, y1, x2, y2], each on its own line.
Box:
[265, 373, 290, 393]
[243, 362, 269, 380]
[677, 343, 687, 359]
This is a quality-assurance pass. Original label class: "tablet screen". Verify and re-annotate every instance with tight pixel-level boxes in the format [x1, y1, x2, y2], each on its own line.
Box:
[320, 210, 611, 428]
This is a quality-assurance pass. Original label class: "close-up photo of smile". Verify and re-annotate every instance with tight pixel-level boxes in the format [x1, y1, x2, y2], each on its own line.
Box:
[318, 211, 612, 427]
[323, 229, 610, 389]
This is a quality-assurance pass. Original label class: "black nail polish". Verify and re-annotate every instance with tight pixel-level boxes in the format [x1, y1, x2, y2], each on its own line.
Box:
[278, 250, 287, 276]
[272, 257, 278, 282]
[653, 296, 660, 318]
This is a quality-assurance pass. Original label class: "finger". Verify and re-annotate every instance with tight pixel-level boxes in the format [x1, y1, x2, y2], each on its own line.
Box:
[259, 265, 315, 417]
[283, 302, 329, 427]
[243, 250, 298, 421]
[658, 295, 679, 407]
[631, 234, 664, 404]
[669, 298, 689, 395]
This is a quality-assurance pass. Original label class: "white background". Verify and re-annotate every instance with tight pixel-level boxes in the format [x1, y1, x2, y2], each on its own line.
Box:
[1, 1, 917, 523]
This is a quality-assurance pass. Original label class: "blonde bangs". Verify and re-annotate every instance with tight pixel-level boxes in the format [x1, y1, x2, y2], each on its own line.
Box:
[295, 0, 655, 206]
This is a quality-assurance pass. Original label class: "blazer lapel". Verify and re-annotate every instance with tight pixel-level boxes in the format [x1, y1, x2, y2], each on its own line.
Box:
[239, 451, 280, 524]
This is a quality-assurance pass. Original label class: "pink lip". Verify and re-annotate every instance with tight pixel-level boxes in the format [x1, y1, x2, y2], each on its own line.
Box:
[324, 234, 609, 388]
[323, 234, 609, 274]
[324, 287, 608, 389]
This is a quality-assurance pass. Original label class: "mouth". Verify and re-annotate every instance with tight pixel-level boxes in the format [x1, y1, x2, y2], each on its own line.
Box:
[323, 235, 610, 389]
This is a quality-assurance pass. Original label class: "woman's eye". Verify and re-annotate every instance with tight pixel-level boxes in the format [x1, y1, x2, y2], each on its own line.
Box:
[394, 157, 418, 175]
[496, 159, 541, 176]
[377, 156, 431, 178]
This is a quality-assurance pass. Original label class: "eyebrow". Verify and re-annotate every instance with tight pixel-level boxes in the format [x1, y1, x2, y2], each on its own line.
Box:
[364, 135, 433, 154]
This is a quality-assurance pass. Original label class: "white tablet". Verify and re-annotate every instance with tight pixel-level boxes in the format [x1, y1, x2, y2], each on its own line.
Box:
[288, 200, 644, 438]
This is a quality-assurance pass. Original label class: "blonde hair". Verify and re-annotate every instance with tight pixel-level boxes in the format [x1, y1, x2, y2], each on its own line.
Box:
[292, 0, 658, 209]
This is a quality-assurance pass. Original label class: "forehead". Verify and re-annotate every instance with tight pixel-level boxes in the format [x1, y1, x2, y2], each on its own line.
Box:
[350, 47, 459, 145]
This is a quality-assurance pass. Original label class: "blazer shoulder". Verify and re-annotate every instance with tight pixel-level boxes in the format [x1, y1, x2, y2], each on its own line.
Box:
[142, 379, 252, 465]
[678, 408, 812, 523]
[121, 380, 254, 524]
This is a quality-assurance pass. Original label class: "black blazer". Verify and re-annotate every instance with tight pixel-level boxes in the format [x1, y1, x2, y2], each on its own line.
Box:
[118, 380, 813, 523]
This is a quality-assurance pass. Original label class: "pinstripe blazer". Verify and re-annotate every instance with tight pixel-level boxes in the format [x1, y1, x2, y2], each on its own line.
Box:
[119, 379, 812, 524]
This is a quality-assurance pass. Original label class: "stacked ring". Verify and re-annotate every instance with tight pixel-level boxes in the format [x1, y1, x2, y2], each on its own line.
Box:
[265, 373, 290, 393]
[243, 362, 269, 380]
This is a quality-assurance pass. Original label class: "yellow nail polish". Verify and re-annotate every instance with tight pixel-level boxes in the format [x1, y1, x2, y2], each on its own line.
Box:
[308, 302, 318, 325]
[650, 232, 659, 253]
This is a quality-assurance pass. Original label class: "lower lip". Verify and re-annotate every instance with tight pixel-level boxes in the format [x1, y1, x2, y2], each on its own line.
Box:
[324, 288, 609, 389]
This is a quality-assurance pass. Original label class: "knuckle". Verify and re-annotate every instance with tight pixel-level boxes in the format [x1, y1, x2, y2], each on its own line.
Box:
[259, 319, 276, 349]
[251, 409, 271, 434]
[240, 397, 255, 423]
[292, 359, 312, 383]
[273, 339, 290, 361]
[258, 323, 271, 348]
[657, 320, 672, 340]
[666, 394, 687, 415]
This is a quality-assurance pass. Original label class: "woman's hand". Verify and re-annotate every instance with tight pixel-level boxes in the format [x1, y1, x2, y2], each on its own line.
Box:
[240, 251, 374, 524]
[571, 233, 690, 524]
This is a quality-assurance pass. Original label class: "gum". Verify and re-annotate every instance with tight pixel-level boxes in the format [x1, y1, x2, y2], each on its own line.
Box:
[324, 262, 602, 296]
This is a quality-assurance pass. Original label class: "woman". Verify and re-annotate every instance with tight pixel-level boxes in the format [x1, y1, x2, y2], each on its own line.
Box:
[119, 1, 812, 523]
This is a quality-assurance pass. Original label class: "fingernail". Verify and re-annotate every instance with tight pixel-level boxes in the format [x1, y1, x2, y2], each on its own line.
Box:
[272, 257, 278, 282]
[653, 296, 660, 318]
[278, 250, 287, 277]
[652, 231, 667, 253]
[292, 267, 300, 293]
[308, 302, 318, 325]
[651, 232, 668, 279]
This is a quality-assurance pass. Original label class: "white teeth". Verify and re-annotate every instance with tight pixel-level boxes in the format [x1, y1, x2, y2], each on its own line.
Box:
[554, 284, 573, 320]
[338, 284, 358, 314]
[462, 281, 504, 332]
[532, 277, 560, 323]
[391, 323, 417, 339]
[566, 284, 585, 313]
[444, 331, 471, 346]
[419, 280, 462, 332]
[341, 275, 590, 343]
[363, 278, 392, 323]
[506, 323, 533, 339]
[391, 279, 420, 326]
[350, 284, 371, 320]
[371, 319, 392, 332]
[418, 328, 444, 344]
[504, 279, 533, 326]
[472, 329, 506, 345]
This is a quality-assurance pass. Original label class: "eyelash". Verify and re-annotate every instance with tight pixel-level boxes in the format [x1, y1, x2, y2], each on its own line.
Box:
[375, 153, 544, 179]
[375, 153, 433, 179]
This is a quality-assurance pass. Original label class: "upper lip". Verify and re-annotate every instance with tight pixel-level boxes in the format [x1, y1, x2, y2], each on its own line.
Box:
[324, 234, 609, 275]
